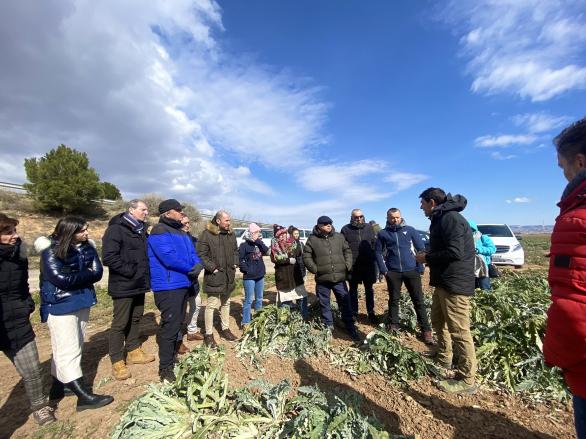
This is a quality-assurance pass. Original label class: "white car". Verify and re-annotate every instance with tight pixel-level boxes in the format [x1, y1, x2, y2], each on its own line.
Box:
[477, 224, 524, 268]
[234, 227, 312, 248]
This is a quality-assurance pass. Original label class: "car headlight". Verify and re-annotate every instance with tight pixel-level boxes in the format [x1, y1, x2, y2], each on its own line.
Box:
[512, 244, 523, 252]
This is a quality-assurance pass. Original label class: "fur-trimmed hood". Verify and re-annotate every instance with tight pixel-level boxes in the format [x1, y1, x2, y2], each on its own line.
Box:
[34, 236, 96, 253]
[206, 221, 233, 236]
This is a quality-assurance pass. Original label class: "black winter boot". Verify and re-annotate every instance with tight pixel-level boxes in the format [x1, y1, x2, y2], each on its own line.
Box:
[49, 377, 74, 401]
[66, 378, 114, 411]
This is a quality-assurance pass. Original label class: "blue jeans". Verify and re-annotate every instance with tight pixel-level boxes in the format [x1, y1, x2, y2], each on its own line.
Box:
[575, 394, 586, 439]
[315, 281, 355, 331]
[242, 278, 264, 324]
[280, 296, 308, 319]
[475, 276, 491, 290]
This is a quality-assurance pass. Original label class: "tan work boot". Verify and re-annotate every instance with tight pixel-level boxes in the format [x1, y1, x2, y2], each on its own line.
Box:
[112, 360, 131, 380]
[127, 347, 155, 364]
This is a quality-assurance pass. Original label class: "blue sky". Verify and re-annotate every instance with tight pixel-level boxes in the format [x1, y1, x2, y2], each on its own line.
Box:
[1, 0, 585, 230]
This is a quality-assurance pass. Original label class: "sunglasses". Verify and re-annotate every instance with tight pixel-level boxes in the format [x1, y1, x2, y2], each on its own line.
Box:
[353, 215, 364, 219]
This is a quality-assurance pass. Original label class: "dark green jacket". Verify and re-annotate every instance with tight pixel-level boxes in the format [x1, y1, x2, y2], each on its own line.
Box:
[303, 226, 352, 283]
[197, 222, 238, 295]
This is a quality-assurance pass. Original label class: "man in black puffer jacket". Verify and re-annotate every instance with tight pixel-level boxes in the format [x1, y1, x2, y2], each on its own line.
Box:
[341, 208, 378, 324]
[303, 216, 360, 341]
[102, 200, 154, 381]
[416, 188, 477, 395]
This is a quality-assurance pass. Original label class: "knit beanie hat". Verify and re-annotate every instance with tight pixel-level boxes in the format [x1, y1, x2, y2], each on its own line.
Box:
[248, 223, 261, 234]
[273, 224, 287, 237]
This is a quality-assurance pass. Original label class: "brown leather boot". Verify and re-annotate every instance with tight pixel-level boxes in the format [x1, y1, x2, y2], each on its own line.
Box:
[187, 332, 204, 341]
[112, 360, 131, 380]
[422, 330, 436, 346]
[127, 347, 155, 364]
[220, 329, 238, 342]
[175, 341, 190, 355]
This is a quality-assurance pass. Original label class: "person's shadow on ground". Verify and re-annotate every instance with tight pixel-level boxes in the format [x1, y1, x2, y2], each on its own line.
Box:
[404, 387, 557, 439]
[293, 358, 403, 435]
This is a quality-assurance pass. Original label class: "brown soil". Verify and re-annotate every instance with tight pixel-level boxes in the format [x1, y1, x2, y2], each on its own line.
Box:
[0, 277, 575, 439]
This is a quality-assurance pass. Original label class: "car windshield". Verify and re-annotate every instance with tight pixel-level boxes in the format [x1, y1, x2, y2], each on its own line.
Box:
[234, 229, 245, 237]
[477, 225, 514, 237]
[261, 230, 274, 239]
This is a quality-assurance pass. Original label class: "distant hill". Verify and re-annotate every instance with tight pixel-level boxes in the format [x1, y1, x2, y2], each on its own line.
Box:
[510, 225, 553, 234]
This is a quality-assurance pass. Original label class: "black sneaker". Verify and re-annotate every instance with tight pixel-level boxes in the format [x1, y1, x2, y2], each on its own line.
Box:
[368, 313, 380, 325]
[159, 367, 176, 384]
[348, 328, 363, 343]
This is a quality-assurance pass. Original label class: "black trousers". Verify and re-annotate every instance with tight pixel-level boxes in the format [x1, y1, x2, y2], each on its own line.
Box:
[109, 294, 145, 363]
[385, 270, 431, 331]
[348, 279, 375, 315]
[154, 288, 188, 370]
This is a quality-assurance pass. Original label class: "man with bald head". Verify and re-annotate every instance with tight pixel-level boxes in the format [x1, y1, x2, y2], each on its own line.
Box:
[341, 208, 378, 324]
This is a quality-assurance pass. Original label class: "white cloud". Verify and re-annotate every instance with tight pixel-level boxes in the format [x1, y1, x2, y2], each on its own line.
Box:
[506, 197, 531, 204]
[384, 172, 429, 192]
[297, 161, 428, 206]
[491, 151, 517, 160]
[444, 0, 586, 101]
[474, 134, 537, 148]
[0, 0, 326, 206]
[512, 112, 572, 133]
[297, 161, 391, 203]
[0, 0, 427, 225]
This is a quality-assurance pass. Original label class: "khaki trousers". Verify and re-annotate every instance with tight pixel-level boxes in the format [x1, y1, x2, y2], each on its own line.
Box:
[205, 294, 231, 334]
[430, 287, 477, 384]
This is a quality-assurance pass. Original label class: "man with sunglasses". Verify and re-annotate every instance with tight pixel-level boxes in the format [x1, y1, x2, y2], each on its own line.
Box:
[148, 199, 202, 383]
[341, 209, 378, 324]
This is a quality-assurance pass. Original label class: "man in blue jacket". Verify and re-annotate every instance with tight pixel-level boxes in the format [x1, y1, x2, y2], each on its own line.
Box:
[375, 208, 434, 345]
[148, 199, 202, 383]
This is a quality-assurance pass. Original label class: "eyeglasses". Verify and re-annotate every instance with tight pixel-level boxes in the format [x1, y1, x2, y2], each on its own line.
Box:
[353, 215, 364, 219]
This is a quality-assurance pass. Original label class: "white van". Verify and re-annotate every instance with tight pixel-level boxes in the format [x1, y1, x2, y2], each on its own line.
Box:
[234, 227, 274, 248]
[477, 224, 524, 268]
[234, 227, 312, 248]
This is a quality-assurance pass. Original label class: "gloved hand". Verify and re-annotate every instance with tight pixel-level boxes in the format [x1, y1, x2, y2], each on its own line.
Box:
[289, 257, 296, 265]
[378, 273, 386, 283]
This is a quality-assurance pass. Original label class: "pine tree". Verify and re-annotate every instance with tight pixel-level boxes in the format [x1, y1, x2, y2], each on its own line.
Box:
[24, 144, 103, 213]
[101, 181, 122, 200]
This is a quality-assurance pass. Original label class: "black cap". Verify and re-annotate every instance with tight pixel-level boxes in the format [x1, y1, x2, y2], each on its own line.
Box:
[158, 199, 183, 215]
[317, 215, 333, 225]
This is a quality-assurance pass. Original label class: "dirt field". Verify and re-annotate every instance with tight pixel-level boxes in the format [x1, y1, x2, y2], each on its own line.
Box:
[0, 276, 575, 439]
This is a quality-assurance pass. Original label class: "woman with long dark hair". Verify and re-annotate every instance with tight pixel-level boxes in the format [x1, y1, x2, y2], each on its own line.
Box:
[0, 213, 56, 425]
[35, 216, 113, 411]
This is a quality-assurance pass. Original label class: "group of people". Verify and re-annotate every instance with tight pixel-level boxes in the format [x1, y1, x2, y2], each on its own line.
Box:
[0, 117, 585, 437]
